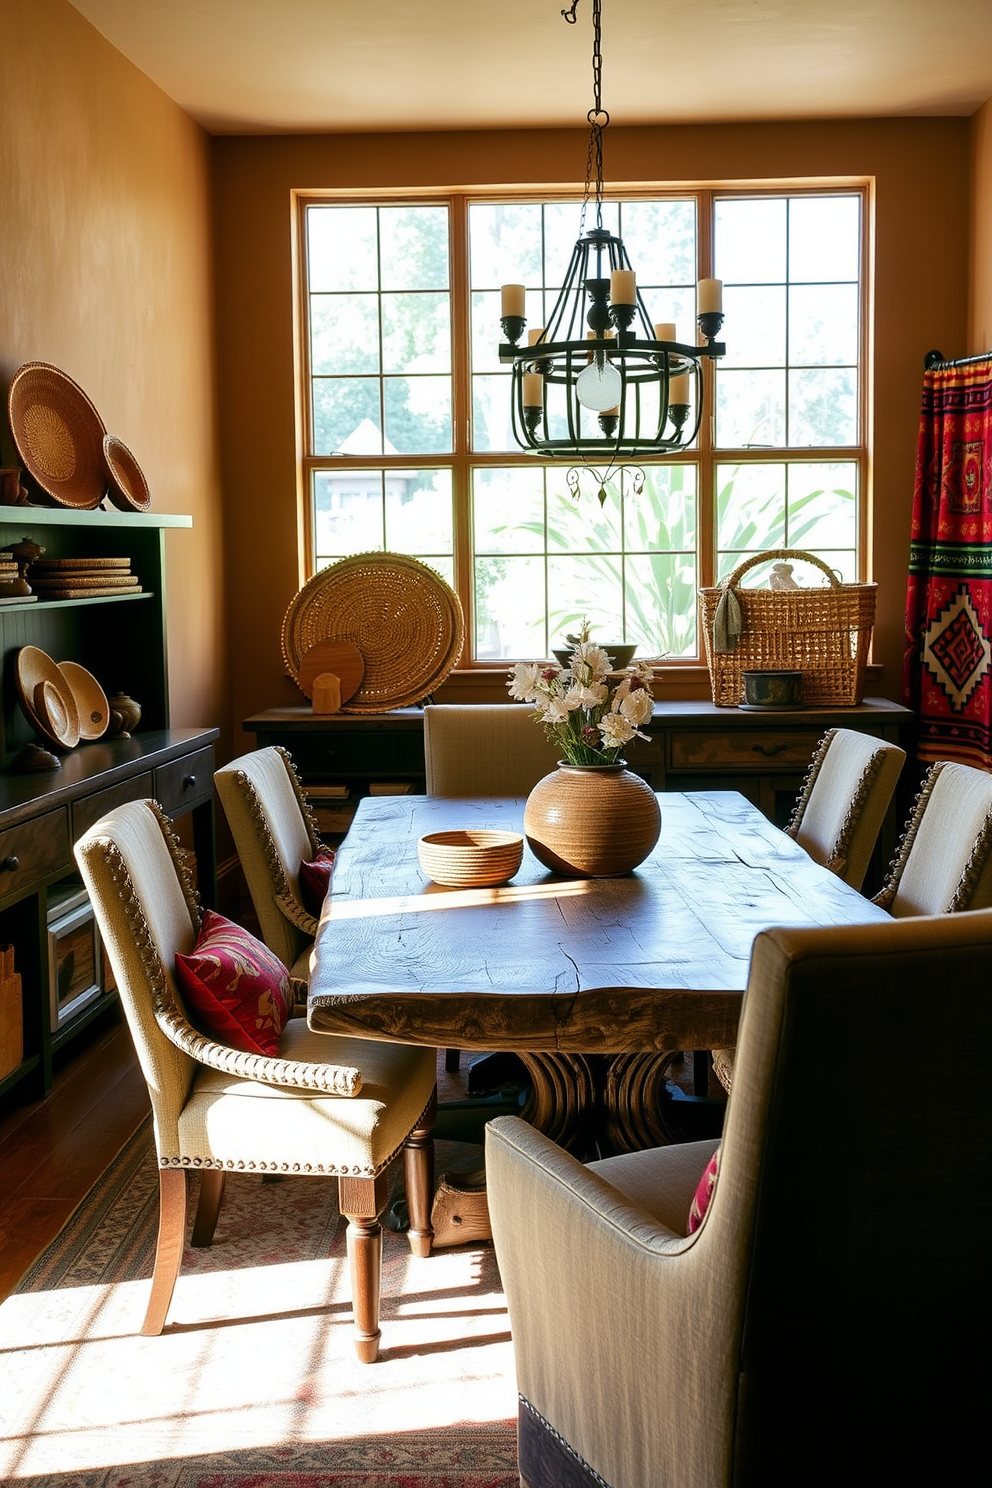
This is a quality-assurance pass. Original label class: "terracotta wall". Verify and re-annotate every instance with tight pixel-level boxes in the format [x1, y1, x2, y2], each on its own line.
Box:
[212, 118, 970, 739]
[0, 0, 225, 739]
[970, 98, 992, 355]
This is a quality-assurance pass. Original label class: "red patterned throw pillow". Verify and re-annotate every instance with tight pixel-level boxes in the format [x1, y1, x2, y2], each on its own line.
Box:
[687, 1146, 720, 1235]
[174, 909, 292, 1057]
[298, 847, 336, 918]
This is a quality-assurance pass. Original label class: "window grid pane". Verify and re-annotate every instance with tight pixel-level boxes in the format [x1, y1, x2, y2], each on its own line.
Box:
[714, 193, 860, 450]
[302, 188, 867, 665]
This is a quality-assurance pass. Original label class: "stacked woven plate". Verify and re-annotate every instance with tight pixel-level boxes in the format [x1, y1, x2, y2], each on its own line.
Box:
[281, 552, 465, 713]
[6, 363, 152, 511]
[27, 556, 142, 600]
[14, 646, 110, 749]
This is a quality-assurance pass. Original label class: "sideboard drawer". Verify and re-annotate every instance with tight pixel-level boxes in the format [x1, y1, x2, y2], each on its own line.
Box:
[155, 746, 215, 816]
[0, 808, 71, 901]
[71, 772, 155, 840]
[669, 729, 824, 772]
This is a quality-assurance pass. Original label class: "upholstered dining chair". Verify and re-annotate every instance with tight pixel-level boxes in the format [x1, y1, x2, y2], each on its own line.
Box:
[870, 758, 992, 916]
[487, 909, 992, 1487]
[784, 725, 906, 891]
[74, 797, 437, 1362]
[424, 704, 559, 1076]
[214, 744, 327, 980]
[423, 703, 559, 797]
[710, 725, 905, 1095]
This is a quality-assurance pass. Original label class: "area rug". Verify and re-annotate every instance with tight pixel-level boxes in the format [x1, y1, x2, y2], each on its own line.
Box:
[0, 1122, 517, 1486]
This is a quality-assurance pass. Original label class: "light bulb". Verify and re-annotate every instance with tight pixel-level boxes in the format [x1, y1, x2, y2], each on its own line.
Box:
[575, 360, 622, 413]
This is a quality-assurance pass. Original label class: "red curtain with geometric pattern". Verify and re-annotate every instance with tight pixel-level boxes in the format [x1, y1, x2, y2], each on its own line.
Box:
[904, 356, 992, 769]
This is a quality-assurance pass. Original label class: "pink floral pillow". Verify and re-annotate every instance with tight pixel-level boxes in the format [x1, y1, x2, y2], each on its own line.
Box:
[174, 909, 292, 1057]
[687, 1146, 720, 1235]
[298, 847, 336, 918]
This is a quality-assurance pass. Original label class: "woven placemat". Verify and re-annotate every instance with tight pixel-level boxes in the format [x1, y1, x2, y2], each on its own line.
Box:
[282, 552, 464, 712]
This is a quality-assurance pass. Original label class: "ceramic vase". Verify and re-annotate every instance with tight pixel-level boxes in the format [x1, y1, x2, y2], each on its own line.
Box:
[523, 761, 662, 878]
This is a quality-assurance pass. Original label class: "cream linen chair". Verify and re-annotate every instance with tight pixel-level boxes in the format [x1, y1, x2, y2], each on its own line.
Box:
[784, 725, 905, 890]
[487, 909, 992, 1488]
[423, 703, 559, 796]
[871, 758, 992, 916]
[74, 798, 437, 1363]
[425, 704, 559, 1075]
[214, 745, 324, 981]
[710, 725, 905, 1094]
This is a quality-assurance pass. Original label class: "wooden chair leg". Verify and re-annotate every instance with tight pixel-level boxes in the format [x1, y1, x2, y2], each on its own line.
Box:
[339, 1172, 387, 1363]
[403, 1093, 436, 1258]
[141, 1167, 187, 1337]
[190, 1168, 226, 1247]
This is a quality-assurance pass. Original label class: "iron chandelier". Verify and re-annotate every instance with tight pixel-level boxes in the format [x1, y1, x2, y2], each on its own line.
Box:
[499, 0, 726, 463]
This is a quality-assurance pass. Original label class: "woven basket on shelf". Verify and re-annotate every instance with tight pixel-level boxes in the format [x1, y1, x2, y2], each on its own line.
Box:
[698, 548, 877, 707]
[7, 362, 107, 510]
[281, 552, 465, 713]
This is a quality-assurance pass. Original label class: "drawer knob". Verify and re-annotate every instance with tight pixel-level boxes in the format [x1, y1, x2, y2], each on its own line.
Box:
[184, 774, 197, 788]
[752, 742, 788, 757]
[1, 855, 19, 872]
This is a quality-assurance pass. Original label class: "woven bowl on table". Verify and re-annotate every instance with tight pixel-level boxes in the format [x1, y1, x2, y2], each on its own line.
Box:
[281, 552, 465, 713]
[7, 363, 107, 509]
[418, 830, 524, 888]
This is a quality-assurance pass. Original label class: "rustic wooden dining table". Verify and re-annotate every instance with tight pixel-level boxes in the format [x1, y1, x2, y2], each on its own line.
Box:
[307, 790, 891, 1154]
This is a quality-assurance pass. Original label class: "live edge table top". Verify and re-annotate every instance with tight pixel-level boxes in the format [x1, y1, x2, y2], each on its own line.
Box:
[307, 791, 892, 1057]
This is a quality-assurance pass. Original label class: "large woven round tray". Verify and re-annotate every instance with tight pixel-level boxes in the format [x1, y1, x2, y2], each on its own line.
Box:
[281, 553, 464, 713]
[7, 363, 107, 510]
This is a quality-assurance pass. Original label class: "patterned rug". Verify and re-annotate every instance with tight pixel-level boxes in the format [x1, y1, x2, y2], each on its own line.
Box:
[1, 1121, 517, 1487]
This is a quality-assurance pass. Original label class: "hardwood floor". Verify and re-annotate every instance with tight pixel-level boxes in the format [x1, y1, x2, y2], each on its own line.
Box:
[0, 1004, 149, 1301]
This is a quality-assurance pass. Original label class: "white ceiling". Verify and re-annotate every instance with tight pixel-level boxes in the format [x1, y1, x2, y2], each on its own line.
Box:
[67, 0, 992, 136]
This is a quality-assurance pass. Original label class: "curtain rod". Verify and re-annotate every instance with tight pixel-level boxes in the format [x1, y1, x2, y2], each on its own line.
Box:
[924, 348, 992, 370]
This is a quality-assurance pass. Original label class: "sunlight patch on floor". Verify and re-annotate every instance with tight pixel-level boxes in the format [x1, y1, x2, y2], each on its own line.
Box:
[0, 1244, 516, 1478]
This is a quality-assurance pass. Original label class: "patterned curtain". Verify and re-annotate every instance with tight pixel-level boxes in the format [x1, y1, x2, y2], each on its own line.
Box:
[904, 356, 992, 768]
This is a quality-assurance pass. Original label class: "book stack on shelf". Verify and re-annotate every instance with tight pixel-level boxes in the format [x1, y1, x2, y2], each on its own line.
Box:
[27, 556, 143, 600]
[0, 550, 36, 604]
[306, 783, 355, 837]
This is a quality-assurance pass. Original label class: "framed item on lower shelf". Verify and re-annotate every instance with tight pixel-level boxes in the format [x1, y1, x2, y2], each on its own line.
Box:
[47, 882, 114, 1031]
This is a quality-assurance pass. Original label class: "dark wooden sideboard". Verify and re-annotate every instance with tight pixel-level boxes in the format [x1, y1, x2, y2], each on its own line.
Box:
[245, 696, 912, 863]
[0, 504, 218, 1109]
[0, 727, 218, 1105]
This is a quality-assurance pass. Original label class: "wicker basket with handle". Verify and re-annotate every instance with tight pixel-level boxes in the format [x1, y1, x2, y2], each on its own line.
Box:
[698, 548, 877, 708]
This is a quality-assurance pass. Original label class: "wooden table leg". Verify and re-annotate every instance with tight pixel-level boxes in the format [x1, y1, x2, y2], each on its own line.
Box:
[603, 1052, 685, 1151]
[516, 1052, 598, 1153]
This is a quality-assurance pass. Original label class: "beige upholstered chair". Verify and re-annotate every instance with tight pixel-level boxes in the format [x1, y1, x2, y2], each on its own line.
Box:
[487, 909, 992, 1487]
[423, 704, 559, 796]
[424, 704, 559, 1075]
[214, 745, 326, 979]
[710, 725, 905, 1094]
[74, 798, 437, 1362]
[872, 758, 992, 916]
[784, 725, 906, 890]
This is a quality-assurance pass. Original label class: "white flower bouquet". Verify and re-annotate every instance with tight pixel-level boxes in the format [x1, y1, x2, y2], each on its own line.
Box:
[507, 620, 655, 765]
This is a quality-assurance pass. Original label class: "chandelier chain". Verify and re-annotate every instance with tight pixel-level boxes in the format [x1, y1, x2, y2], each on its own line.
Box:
[566, 0, 608, 236]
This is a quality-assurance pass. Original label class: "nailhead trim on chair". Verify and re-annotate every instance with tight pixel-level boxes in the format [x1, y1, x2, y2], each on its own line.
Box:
[518, 1397, 612, 1488]
[156, 1087, 438, 1178]
[93, 806, 364, 1097]
[228, 749, 322, 936]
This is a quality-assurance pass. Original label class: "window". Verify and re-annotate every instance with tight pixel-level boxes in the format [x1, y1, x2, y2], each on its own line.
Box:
[299, 187, 866, 665]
